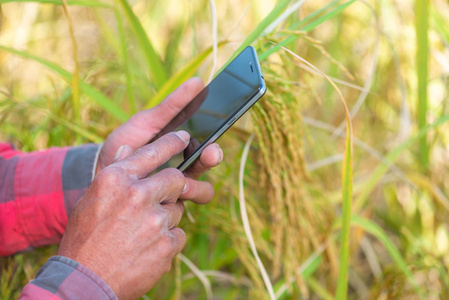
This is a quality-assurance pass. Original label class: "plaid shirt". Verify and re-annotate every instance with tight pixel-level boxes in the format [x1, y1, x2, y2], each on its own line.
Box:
[0, 143, 117, 299]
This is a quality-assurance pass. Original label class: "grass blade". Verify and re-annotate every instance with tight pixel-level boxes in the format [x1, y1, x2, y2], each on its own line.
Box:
[0, 0, 112, 7]
[351, 216, 422, 296]
[218, 0, 292, 73]
[354, 113, 449, 211]
[117, 0, 168, 89]
[115, 6, 136, 114]
[416, 0, 429, 171]
[259, 0, 356, 61]
[0, 90, 103, 143]
[239, 134, 275, 300]
[178, 254, 213, 300]
[430, 6, 449, 46]
[144, 41, 228, 108]
[61, 0, 80, 122]
[290, 0, 340, 30]
[0, 45, 129, 122]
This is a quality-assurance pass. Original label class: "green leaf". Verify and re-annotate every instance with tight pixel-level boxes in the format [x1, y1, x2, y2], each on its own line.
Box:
[335, 106, 353, 300]
[144, 41, 228, 109]
[351, 216, 423, 296]
[0, 0, 112, 8]
[430, 6, 449, 45]
[259, 0, 356, 61]
[117, 0, 168, 89]
[0, 45, 129, 122]
[115, 6, 136, 114]
[416, 0, 429, 171]
[218, 0, 293, 72]
[354, 113, 449, 211]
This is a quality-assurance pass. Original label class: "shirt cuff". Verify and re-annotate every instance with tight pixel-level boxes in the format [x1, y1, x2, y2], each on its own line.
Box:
[20, 256, 117, 300]
[62, 144, 99, 217]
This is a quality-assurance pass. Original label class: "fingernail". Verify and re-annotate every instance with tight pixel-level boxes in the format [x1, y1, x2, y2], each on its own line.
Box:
[175, 130, 190, 143]
[216, 145, 223, 165]
[182, 182, 188, 193]
[114, 145, 125, 160]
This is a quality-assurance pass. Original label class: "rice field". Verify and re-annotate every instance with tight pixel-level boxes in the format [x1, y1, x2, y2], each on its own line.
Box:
[1, 0, 449, 299]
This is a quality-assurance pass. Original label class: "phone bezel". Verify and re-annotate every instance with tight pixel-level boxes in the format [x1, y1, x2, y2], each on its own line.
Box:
[177, 46, 266, 172]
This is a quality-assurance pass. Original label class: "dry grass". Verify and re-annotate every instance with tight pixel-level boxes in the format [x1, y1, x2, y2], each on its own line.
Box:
[1, 0, 449, 299]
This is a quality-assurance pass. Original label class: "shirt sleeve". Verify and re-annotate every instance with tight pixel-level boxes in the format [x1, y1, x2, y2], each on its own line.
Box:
[20, 256, 118, 300]
[0, 143, 100, 256]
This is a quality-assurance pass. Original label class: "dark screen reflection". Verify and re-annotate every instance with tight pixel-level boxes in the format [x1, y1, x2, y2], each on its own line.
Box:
[154, 47, 262, 167]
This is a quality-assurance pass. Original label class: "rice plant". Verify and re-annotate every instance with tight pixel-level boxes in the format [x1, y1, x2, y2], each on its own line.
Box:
[1, 0, 449, 299]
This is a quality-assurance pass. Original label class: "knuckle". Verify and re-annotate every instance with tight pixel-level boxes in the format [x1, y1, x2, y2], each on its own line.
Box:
[177, 228, 187, 246]
[126, 185, 144, 204]
[136, 145, 161, 164]
[159, 168, 185, 188]
[148, 211, 166, 231]
[159, 235, 176, 255]
[166, 168, 185, 181]
[177, 201, 185, 214]
[92, 167, 122, 194]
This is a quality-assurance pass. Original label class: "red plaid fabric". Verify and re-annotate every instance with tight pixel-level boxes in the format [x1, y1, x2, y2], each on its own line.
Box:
[20, 256, 117, 300]
[0, 143, 116, 299]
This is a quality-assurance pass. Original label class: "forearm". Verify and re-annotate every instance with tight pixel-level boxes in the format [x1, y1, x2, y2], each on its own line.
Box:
[0, 143, 99, 256]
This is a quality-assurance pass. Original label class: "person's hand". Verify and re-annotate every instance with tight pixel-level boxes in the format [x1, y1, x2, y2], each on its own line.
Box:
[97, 78, 223, 198]
[58, 131, 198, 300]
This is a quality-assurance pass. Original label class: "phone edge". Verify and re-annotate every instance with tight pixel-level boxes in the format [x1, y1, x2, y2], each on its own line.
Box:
[177, 46, 266, 172]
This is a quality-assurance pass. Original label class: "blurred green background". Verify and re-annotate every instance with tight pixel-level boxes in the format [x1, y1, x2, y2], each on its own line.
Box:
[1, 0, 449, 299]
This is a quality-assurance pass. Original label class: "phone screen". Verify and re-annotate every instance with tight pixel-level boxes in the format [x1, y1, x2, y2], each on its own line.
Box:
[153, 46, 265, 171]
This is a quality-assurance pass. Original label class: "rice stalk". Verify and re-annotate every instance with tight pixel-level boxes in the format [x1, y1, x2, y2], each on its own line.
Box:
[218, 0, 292, 72]
[239, 133, 275, 299]
[61, 0, 80, 123]
[251, 51, 334, 296]
[178, 253, 213, 300]
[331, 0, 380, 138]
[0, 45, 129, 121]
[354, 113, 449, 212]
[274, 44, 353, 299]
[117, 0, 168, 89]
[114, 6, 136, 114]
[0, 89, 103, 142]
[0, 0, 112, 7]
[259, 0, 357, 61]
[351, 216, 423, 296]
[415, 0, 429, 171]
[144, 41, 228, 108]
[206, 0, 217, 84]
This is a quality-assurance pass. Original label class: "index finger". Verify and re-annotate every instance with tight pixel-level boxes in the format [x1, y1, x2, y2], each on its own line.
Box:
[116, 131, 190, 178]
[146, 77, 204, 133]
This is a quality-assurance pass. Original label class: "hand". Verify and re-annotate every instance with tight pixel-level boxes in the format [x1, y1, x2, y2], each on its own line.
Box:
[97, 78, 223, 202]
[59, 131, 197, 300]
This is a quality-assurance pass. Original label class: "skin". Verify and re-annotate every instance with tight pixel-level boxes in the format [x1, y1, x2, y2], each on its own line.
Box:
[96, 77, 223, 203]
[58, 78, 223, 299]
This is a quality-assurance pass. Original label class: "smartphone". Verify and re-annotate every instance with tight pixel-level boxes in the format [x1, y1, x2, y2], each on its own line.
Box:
[153, 46, 266, 172]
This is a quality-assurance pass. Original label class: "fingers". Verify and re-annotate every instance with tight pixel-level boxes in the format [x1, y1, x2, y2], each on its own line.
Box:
[139, 168, 186, 204]
[179, 177, 214, 204]
[184, 143, 223, 179]
[116, 131, 190, 178]
[137, 168, 186, 229]
[169, 227, 187, 255]
[148, 78, 204, 132]
[96, 78, 204, 174]
[160, 200, 185, 230]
